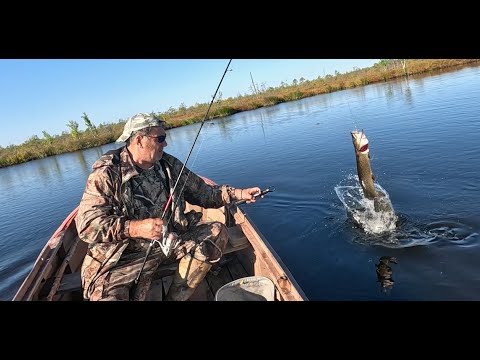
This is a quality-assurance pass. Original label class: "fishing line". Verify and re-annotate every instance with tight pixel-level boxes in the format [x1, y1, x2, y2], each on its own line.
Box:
[162, 59, 232, 224]
[131, 59, 233, 292]
[180, 93, 226, 181]
[346, 96, 359, 130]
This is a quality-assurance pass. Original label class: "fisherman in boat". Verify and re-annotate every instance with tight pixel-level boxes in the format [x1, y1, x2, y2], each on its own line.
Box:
[75, 112, 261, 301]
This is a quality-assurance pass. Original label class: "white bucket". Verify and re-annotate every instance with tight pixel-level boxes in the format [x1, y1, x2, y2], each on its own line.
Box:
[215, 276, 275, 301]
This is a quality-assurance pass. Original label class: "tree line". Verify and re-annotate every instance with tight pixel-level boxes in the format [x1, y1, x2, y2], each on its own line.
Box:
[1, 59, 478, 168]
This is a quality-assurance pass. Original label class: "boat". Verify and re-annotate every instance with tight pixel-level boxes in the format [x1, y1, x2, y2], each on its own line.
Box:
[13, 177, 307, 301]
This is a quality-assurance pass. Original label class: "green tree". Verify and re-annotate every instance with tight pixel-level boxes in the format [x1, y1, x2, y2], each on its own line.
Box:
[178, 102, 187, 113]
[67, 120, 79, 139]
[42, 130, 54, 145]
[378, 59, 389, 68]
[81, 112, 97, 133]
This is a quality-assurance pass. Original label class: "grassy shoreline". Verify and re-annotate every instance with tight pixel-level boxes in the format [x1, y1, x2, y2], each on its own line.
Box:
[1, 59, 478, 168]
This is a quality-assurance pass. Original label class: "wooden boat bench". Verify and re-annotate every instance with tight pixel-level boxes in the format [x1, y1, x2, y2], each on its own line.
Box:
[57, 224, 250, 296]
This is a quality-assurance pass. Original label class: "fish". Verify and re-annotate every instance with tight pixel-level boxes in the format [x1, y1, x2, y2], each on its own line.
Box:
[351, 130, 394, 213]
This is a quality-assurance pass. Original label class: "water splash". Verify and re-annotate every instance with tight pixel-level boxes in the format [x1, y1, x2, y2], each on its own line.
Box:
[334, 177, 479, 248]
[335, 176, 397, 235]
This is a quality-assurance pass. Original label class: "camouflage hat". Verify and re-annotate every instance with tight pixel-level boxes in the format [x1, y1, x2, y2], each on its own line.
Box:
[116, 113, 165, 143]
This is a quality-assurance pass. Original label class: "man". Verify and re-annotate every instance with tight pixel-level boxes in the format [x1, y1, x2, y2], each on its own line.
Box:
[75, 112, 261, 301]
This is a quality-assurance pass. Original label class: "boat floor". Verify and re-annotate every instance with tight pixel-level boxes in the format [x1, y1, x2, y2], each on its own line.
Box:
[147, 248, 253, 301]
[55, 225, 258, 301]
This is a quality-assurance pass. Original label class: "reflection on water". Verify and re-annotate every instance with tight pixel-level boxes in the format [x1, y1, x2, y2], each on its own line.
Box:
[376, 256, 398, 292]
[385, 83, 394, 100]
[383, 77, 413, 107]
[35, 156, 62, 179]
[75, 149, 90, 174]
[0, 167, 15, 189]
[214, 117, 235, 142]
[258, 111, 267, 141]
[351, 85, 366, 102]
[403, 78, 412, 106]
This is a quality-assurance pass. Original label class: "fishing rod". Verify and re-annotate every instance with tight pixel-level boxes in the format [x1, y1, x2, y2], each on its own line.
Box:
[130, 59, 233, 298]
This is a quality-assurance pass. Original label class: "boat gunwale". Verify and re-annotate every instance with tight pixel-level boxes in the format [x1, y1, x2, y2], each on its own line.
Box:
[13, 178, 307, 301]
[12, 207, 79, 301]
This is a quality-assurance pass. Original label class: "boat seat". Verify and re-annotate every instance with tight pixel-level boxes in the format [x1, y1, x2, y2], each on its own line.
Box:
[57, 224, 249, 295]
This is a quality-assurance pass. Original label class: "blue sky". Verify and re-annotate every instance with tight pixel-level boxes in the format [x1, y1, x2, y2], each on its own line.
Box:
[0, 59, 379, 147]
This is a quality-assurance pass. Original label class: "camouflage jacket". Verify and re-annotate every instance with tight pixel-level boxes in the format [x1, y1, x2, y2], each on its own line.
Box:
[75, 146, 234, 299]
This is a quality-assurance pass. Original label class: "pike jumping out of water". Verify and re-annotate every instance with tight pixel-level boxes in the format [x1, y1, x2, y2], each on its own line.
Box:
[351, 130, 394, 214]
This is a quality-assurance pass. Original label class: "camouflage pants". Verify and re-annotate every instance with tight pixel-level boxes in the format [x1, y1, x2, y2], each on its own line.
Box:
[91, 221, 228, 301]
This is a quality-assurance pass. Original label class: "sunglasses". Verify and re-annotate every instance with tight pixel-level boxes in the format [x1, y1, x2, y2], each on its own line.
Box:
[146, 135, 167, 143]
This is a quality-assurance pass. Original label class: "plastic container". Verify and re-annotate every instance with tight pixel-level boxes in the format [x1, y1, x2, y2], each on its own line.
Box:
[215, 276, 275, 301]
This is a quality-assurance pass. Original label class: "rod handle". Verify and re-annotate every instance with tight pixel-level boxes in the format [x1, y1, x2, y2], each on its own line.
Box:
[235, 186, 274, 205]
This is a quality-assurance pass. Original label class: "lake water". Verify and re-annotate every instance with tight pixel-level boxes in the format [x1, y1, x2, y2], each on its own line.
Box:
[1, 64, 479, 301]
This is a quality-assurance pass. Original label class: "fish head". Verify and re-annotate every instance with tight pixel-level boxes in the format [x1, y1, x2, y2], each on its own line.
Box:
[351, 130, 369, 154]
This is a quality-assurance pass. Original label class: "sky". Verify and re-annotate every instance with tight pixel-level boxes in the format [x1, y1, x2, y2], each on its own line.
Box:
[0, 59, 379, 147]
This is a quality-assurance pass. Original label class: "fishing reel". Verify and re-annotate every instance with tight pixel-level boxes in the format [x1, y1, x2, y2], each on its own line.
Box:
[152, 225, 180, 257]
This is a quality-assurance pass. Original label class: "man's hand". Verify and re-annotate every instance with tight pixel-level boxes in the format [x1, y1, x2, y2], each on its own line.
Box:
[128, 218, 164, 240]
[242, 187, 262, 203]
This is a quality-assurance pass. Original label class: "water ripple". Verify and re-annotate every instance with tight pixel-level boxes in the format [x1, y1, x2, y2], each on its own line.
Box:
[346, 213, 479, 249]
[335, 179, 479, 249]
